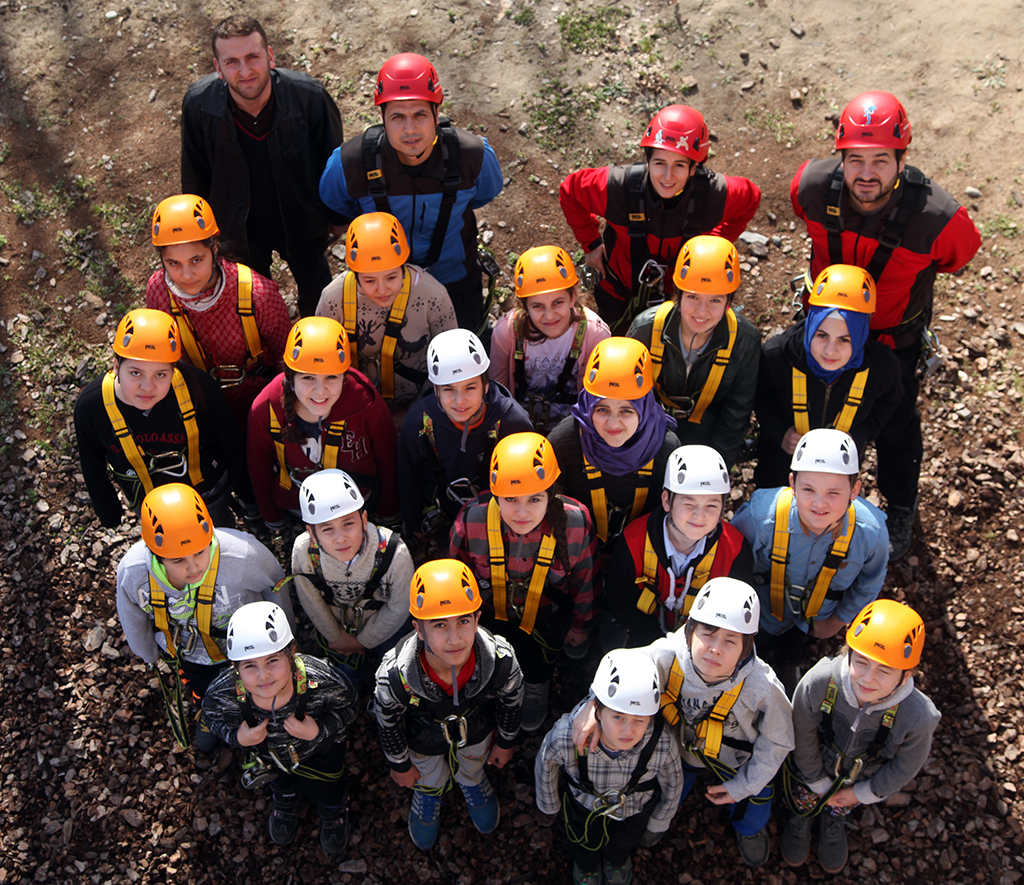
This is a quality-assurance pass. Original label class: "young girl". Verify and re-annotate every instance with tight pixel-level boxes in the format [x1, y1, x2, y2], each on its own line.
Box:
[449, 431, 599, 733]
[202, 601, 358, 854]
[74, 308, 254, 528]
[781, 600, 940, 873]
[560, 104, 760, 333]
[489, 245, 610, 433]
[247, 316, 399, 529]
[754, 264, 903, 489]
[145, 194, 290, 430]
[316, 212, 458, 428]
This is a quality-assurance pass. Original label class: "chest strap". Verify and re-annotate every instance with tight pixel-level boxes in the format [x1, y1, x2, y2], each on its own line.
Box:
[486, 496, 556, 636]
[572, 714, 665, 798]
[341, 267, 413, 400]
[792, 367, 870, 435]
[769, 488, 856, 622]
[149, 541, 223, 662]
[659, 657, 747, 759]
[304, 528, 399, 612]
[268, 408, 346, 492]
[635, 529, 718, 618]
[818, 676, 899, 779]
[513, 316, 588, 414]
[102, 369, 203, 493]
[583, 447, 654, 543]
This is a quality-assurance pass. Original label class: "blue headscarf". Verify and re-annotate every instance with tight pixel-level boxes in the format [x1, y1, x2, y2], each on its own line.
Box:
[803, 305, 871, 386]
[571, 389, 677, 476]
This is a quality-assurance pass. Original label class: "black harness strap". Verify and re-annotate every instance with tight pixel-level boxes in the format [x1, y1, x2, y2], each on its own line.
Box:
[361, 125, 391, 212]
[571, 715, 665, 795]
[386, 650, 513, 717]
[239, 673, 311, 728]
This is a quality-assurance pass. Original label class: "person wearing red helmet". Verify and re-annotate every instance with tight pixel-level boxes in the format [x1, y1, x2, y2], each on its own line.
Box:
[319, 53, 503, 333]
[790, 90, 981, 559]
[560, 104, 761, 334]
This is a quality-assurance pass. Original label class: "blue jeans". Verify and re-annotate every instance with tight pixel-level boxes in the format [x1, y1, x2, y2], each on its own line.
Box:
[680, 762, 773, 836]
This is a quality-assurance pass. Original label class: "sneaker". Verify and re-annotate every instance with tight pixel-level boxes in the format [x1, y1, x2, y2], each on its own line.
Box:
[193, 714, 219, 754]
[736, 827, 770, 867]
[572, 863, 601, 885]
[780, 814, 813, 867]
[459, 778, 500, 835]
[817, 812, 848, 874]
[603, 856, 633, 885]
[521, 680, 551, 734]
[563, 635, 590, 661]
[408, 790, 442, 850]
[317, 803, 350, 856]
[268, 794, 301, 846]
[886, 498, 918, 561]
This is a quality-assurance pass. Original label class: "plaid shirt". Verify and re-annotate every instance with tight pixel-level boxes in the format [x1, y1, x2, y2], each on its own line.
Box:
[449, 492, 600, 634]
[535, 697, 683, 833]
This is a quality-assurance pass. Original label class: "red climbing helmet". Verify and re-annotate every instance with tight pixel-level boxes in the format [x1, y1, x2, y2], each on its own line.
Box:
[640, 105, 710, 163]
[375, 53, 443, 106]
[836, 91, 912, 151]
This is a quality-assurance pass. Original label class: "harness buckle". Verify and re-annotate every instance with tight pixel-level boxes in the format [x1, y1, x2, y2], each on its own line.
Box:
[665, 395, 695, 419]
[288, 464, 318, 485]
[917, 327, 942, 380]
[147, 450, 188, 478]
[637, 259, 667, 307]
[421, 503, 450, 536]
[209, 364, 248, 388]
[338, 604, 365, 632]
[787, 583, 807, 618]
[593, 790, 627, 820]
[172, 622, 199, 656]
[240, 754, 278, 789]
[440, 714, 469, 748]
[445, 477, 478, 508]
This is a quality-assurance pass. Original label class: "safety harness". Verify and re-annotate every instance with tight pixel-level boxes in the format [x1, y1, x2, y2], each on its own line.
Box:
[102, 369, 203, 496]
[148, 542, 225, 663]
[583, 447, 655, 543]
[634, 530, 718, 621]
[268, 407, 346, 492]
[512, 318, 587, 430]
[650, 302, 738, 422]
[791, 366, 870, 435]
[416, 413, 495, 532]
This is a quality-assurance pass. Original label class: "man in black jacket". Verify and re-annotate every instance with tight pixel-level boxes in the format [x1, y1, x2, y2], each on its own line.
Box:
[181, 15, 344, 316]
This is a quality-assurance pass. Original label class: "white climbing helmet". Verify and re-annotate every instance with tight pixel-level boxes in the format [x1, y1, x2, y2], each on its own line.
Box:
[688, 577, 760, 635]
[426, 328, 490, 385]
[592, 649, 662, 716]
[226, 602, 294, 661]
[299, 468, 365, 525]
[789, 428, 859, 475]
[663, 445, 730, 495]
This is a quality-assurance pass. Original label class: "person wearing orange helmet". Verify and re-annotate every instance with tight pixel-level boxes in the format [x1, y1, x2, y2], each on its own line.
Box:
[791, 90, 981, 560]
[246, 316, 399, 530]
[489, 245, 611, 433]
[754, 265, 903, 488]
[315, 212, 457, 427]
[319, 53, 503, 332]
[560, 104, 761, 334]
[781, 599, 940, 873]
[145, 193, 290, 430]
[74, 308, 255, 528]
[627, 235, 761, 468]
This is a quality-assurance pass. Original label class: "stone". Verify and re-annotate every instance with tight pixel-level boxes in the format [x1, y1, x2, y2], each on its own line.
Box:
[790, 23, 805, 37]
[518, 122, 529, 135]
[738, 231, 769, 246]
[740, 81, 756, 91]
[965, 186, 983, 199]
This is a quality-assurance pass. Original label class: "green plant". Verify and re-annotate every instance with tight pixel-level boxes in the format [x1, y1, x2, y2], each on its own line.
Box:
[0, 141, 10, 165]
[512, 7, 534, 25]
[743, 106, 797, 145]
[558, 6, 629, 54]
[977, 214, 1020, 239]
[968, 60, 1006, 89]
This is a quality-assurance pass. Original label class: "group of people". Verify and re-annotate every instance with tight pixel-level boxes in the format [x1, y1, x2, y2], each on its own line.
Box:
[68, 13, 980, 880]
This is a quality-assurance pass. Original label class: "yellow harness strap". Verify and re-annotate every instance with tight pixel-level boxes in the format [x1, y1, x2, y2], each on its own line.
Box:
[648, 302, 675, 408]
[659, 657, 743, 758]
[792, 368, 810, 436]
[342, 272, 361, 370]
[102, 369, 203, 492]
[583, 447, 654, 542]
[343, 268, 412, 398]
[268, 406, 347, 492]
[636, 531, 718, 616]
[149, 542, 224, 661]
[486, 496, 556, 635]
[792, 367, 870, 435]
[660, 657, 686, 726]
[683, 543, 718, 616]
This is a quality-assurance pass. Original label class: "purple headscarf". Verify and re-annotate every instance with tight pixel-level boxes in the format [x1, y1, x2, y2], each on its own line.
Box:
[803, 305, 871, 386]
[571, 389, 677, 476]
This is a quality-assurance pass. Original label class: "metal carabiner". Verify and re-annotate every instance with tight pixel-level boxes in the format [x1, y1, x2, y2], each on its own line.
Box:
[440, 714, 469, 748]
[147, 450, 188, 478]
[594, 790, 627, 820]
[172, 622, 199, 656]
[917, 326, 942, 380]
[210, 364, 248, 388]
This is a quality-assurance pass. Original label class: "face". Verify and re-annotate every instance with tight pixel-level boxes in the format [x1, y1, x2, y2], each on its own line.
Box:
[311, 510, 367, 563]
[356, 268, 406, 309]
[678, 291, 728, 344]
[435, 376, 487, 424]
[596, 706, 652, 752]
[848, 651, 905, 706]
[662, 491, 724, 547]
[213, 33, 275, 108]
[809, 313, 854, 373]
[690, 623, 744, 684]
[115, 358, 175, 409]
[292, 372, 345, 421]
[524, 289, 577, 339]
[497, 490, 549, 536]
[160, 544, 213, 591]
[648, 148, 695, 199]
[415, 611, 481, 671]
[591, 398, 640, 448]
[161, 242, 217, 297]
[237, 650, 294, 708]
[790, 471, 862, 536]
[383, 100, 437, 165]
[842, 148, 905, 211]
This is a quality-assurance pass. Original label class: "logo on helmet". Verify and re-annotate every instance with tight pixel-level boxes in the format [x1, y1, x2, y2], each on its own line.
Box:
[863, 103, 878, 125]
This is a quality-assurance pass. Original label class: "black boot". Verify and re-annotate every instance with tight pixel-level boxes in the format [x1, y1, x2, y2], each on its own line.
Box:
[268, 790, 302, 845]
[317, 799, 350, 856]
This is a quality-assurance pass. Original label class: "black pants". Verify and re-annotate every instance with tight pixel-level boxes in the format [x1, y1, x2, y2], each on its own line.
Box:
[269, 740, 348, 807]
[444, 267, 485, 334]
[178, 659, 231, 704]
[755, 628, 813, 669]
[593, 285, 633, 336]
[874, 345, 921, 510]
[480, 607, 570, 683]
[563, 790, 658, 872]
[244, 234, 333, 319]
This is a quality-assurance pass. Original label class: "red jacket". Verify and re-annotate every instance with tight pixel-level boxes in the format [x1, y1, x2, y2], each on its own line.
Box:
[791, 157, 981, 349]
[247, 370, 398, 523]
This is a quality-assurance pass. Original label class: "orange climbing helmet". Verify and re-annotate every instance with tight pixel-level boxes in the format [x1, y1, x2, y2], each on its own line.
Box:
[846, 599, 925, 669]
[375, 53, 443, 105]
[489, 432, 560, 497]
[151, 194, 220, 247]
[113, 309, 182, 363]
[672, 235, 741, 295]
[140, 483, 213, 555]
[582, 337, 653, 400]
[409, 559, 482, 620]
[514, 246, 579, 299]
[284, 317, 351, 374]
[808, 264, 878, 315]
[346, 212, 410, 273]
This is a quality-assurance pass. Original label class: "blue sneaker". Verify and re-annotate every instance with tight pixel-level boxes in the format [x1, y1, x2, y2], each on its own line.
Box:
[408, 790, 442, 850]
[459, 777, 499, 835]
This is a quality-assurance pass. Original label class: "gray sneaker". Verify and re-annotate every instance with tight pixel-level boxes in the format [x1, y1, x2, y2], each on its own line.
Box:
[520, 680, 550, 733]
[817, 812, 849, 874]
[886, 498, 918, 561]
[780, 814, 813, 866]
[736, 827, 770, 867]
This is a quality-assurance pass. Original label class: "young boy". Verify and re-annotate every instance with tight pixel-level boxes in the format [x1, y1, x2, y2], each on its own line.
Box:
[574, 578, 794, 867]
[732, 427, 889, 691]
[536, 649, 683, 885]
[201, 602, 358, 854]
[781, 600, 940, 873]
[372, 559, 524, 850]
[397, 329, 532, 552]
[607, 444, 753, 647]
[290, 468, 414, 681]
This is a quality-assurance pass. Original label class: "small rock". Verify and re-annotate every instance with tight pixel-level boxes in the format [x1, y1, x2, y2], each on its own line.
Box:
[680, 76, 698, 91]
[980, 265, 994, 278]
[35, 500, 50, 513]
[1006, 528, 1019, 544]
[738, 231, 769, 247]
[95, 312, 108, 326]
[105, 10, 118, 18]
[408, 8, 418, 17]
[121, 808, 144, 828]
[948, 490, 964, 511]
[481, 230, 494, 245]
[768, 38, 780, 49]
[518, 122, 529, 136]
[869, 827, 890, 844]
[83, 626, 105, 652]
[790, 88, 802, 103]
[740, 81, 756, 92]
[790, 23, 805, 37]
[338, 860, 367, 873]
[148, 89, 157, 102]
[965, 186, 983, 199]
[749, 242, 769, 259]
[739, 50, 749, 63]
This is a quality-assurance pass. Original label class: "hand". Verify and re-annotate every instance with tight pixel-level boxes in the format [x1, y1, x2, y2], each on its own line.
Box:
[487, 743, 514, 769]
[283, 713, 320, 741]
[584, 244, 607, 280]
[564, 629, 587, 647]
[826, 786, 859, 808]
[329, 632, 366, 655]
[781, 426, 803, 455]
[237, 719, 268, 747]
[390, 766, 422, 789]
[810, 614, 846, 639]
[705, 784, 736, 806]
[571, 698, 600, 754]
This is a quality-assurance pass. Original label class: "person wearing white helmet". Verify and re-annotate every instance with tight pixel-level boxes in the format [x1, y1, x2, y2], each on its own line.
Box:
[397, 328, 531, 551]
[573, 577, 794, 868]
[201, 601, 358, 855]
[606, 444, 753, 647]
[287, 469, 414, 682]
[535, 649, 683, 885]
[733, 428, 889, 691]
